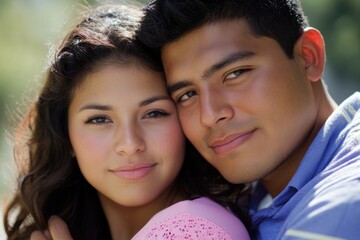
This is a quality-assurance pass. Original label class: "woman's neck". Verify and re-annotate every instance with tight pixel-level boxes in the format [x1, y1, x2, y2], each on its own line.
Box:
[99, 186, 188, 240]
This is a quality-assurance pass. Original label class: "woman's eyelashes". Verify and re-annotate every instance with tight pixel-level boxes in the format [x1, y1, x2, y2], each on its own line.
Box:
[84, 114, 111, 125]
[83, 109, 170, 125]
[143, 109, 170, 119]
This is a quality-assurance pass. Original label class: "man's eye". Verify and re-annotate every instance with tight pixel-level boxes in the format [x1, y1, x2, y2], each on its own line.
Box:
[178, 90, 197, 103]
[85, 115, 110, 124]
[224, 69, 248, 80]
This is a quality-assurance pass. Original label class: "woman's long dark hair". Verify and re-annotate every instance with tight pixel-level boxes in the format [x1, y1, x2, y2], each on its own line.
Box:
[4, 4, 249, 240]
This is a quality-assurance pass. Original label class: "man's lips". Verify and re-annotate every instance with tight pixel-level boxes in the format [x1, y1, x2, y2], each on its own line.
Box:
[210, 130, 255, 155]
[110, 163, 156, 180]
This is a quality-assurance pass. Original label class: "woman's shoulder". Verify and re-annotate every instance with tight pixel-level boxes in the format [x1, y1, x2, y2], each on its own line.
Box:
[168, 197, 238, 219]
[132, 197, 250, 239]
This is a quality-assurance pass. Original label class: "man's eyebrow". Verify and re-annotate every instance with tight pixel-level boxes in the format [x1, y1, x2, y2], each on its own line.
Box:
[202, 51, 255, 79]
[167, 81, 192, 95]
[167, 51, 255, 95]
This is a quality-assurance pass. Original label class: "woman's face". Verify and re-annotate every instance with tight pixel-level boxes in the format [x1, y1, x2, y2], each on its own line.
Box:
[68, 63, 185, 207]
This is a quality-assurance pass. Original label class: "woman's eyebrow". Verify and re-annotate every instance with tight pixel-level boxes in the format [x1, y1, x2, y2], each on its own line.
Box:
[139, 95, 171, 107]
[78, 104, 112, 112]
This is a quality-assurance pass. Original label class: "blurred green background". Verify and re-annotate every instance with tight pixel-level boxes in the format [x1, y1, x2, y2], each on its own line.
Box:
[1, 0, 359, 237]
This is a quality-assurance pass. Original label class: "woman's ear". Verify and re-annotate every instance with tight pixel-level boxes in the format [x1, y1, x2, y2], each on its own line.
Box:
[294, 27, 325, 82]
[70, 150, 76, 158]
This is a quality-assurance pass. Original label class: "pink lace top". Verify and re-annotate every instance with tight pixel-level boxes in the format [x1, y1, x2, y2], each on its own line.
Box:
[132, 197, 250, 239]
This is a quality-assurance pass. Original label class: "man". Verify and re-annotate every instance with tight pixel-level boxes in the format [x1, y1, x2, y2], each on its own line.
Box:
[137, 0, 360, 239]
[31, 0, 360, 239]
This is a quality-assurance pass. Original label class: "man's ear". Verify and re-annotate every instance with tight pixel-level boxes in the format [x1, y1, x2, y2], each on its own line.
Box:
[294, 27, 325, 82]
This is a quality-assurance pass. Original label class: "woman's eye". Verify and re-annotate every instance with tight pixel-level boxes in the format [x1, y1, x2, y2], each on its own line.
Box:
[85, 115, 111, 125]
[178, 90, 197, 103]
[144, 110, 170, 119]
[225, 69, 248, 80]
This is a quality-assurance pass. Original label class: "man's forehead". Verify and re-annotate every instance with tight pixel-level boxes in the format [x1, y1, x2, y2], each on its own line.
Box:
[161, 20, 257, 83]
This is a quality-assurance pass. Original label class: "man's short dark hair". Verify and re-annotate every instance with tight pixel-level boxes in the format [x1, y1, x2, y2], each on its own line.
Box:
[138, 0, 309, 58]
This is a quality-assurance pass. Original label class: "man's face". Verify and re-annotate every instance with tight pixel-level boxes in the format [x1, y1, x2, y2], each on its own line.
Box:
[162, 19, 319, 184]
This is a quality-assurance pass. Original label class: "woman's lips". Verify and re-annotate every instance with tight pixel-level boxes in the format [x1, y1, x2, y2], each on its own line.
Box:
[210, 130, 255, 155]
[110, 164, 156, 180]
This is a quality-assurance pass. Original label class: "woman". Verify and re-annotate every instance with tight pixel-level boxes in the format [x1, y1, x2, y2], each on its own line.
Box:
[4, 4, 250, 240]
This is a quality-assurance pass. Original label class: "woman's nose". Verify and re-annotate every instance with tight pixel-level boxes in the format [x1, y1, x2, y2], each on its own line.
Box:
[114, 123, 146, 155]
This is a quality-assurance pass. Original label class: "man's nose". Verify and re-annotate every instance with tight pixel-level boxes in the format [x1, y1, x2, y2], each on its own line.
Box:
[199, 87, 234, 128]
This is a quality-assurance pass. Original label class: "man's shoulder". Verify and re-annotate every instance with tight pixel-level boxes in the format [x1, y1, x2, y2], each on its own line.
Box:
[301, 153, 360, 213]
[282, 175, 360, 239]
